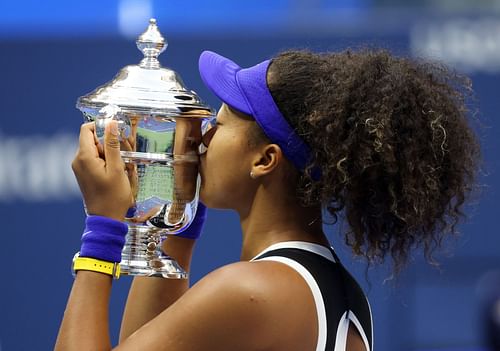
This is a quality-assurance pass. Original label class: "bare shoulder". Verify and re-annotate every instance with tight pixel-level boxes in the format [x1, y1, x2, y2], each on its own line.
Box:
[180, 260, 302, 322]
[192, 259, 299, 296]
[116, 260, 317, 351]
[190, 259, 315, 308]
[185, 260, 317, 349]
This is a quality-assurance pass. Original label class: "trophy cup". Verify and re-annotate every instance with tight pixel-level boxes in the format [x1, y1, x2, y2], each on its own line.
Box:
[76, 19, 215, 279]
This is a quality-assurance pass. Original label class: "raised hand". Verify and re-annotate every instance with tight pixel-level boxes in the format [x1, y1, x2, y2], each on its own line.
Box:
[72, 121, 133, 221]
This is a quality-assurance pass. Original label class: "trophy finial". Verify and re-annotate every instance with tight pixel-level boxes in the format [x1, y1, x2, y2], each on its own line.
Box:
[137, 18, 167, 69]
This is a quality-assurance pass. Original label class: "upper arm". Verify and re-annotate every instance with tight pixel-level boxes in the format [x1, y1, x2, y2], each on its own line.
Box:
[113, 262, 277, 351]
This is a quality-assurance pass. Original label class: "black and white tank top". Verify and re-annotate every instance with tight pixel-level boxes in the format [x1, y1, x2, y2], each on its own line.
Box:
[252, 241, 373, 351]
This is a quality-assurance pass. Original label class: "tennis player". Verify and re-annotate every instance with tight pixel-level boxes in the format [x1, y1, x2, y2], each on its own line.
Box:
[55, 49, 480, 351]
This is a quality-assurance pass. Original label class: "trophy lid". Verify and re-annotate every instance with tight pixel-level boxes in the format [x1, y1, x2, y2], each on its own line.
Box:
[77, 18, 215, 119]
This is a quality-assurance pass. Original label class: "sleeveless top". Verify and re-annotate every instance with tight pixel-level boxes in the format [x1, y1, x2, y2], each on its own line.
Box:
[251, 241, 373, 351]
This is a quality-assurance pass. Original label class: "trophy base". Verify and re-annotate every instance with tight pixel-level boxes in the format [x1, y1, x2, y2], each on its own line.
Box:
[120, 255, 188, 279]
[120, 225, 188, 279]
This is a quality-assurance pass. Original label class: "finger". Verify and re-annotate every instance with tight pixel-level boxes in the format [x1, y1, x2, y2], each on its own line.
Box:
[96, 142, 104, 158]
[77, 122, 99, 160]
[190, 119, 203, 141]
[92, 127, 105, 156]
[103, 120, 124, 173]
[121, 136, 132, 152]
[92, 126, 100, 144]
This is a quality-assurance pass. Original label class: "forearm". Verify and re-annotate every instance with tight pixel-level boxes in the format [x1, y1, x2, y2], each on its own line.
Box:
[119, 236, 195, 341]
[55, 271, 112, 351]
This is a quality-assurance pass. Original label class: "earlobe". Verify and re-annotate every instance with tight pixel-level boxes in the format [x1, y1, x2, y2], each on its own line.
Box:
[251, 144, 282, 178]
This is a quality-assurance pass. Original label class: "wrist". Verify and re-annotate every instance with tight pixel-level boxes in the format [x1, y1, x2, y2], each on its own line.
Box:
[80, 215, 128, 263]
[86, 210, 126, 222]
[72, 252, 121, 279]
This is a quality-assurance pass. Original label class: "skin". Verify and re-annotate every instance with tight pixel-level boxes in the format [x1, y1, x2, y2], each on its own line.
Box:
[55, 105, 366, 351]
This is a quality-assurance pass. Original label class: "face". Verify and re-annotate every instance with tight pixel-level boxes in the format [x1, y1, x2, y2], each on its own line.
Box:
[199, 104, 259, 210]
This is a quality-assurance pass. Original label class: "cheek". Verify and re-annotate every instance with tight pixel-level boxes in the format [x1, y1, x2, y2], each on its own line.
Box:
[206, 131, 246, 170]
[201, 135, 251, 206]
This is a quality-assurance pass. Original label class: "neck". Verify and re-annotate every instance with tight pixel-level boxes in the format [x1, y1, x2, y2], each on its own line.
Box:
[237, 185, 329, 261]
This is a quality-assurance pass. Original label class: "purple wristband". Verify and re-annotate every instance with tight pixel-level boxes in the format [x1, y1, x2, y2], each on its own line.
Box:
[176, 203, 207, 240]
[80, 215, 129, 263]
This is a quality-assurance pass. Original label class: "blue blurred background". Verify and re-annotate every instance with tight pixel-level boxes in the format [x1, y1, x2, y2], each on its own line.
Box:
[0, 1, 498, 350]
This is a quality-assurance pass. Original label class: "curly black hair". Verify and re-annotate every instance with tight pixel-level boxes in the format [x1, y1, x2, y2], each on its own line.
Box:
[266, 49, 481, 274]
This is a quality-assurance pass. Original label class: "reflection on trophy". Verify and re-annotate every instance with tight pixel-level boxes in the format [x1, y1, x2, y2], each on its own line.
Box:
[76, 19, 215, 278]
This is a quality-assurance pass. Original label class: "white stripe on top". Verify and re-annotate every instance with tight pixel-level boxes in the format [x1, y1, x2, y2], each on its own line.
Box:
[256, 256, 328, 351]
[334, 311, 349, 351]
[334, 311, 372, 351]
[250, 241, 372, 351]
[349, 311, 371, 351]
[251, 241, 336, 263]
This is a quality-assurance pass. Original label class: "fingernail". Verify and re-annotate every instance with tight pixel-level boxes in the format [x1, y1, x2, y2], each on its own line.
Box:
[108, 121, 119, 136]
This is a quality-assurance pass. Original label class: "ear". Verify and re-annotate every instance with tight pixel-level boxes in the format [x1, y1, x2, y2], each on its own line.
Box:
[251, 144, 283, 178]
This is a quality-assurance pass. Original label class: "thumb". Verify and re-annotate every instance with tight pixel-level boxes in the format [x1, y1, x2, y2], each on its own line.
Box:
[104, 120, 124, 172]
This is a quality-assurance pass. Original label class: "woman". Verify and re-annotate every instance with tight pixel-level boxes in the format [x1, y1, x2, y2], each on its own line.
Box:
[55, 49, 480, 351]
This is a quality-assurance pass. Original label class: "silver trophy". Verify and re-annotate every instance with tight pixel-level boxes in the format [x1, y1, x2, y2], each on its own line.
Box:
[76, 19, 215, 279]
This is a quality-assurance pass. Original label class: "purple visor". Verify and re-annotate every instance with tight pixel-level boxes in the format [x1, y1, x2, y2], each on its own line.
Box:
[198, 51, 312, 171]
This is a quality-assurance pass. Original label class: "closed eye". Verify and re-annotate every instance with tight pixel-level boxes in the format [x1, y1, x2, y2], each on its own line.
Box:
[201, 125, 217, 150]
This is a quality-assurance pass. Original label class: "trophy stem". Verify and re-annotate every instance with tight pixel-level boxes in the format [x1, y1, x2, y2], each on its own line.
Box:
[120, 225, 188, 279]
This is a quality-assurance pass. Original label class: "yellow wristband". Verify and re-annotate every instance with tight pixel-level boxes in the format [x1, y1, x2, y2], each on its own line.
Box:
[72, 252, 120, 279]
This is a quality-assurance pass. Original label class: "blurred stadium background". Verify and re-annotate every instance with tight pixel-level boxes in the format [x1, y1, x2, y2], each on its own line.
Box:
[0, 1, 498, 350]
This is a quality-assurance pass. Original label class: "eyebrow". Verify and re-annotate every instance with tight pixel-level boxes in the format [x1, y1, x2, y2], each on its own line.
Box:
[217, 104, 230, 123]
[227, 104, 254, 121]
[219, 103, 253, 123]
[221, 104, 231, 117]
[216, 114, 225, 124]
